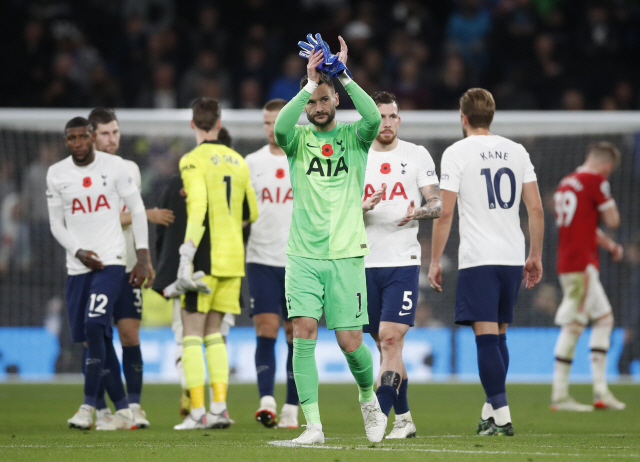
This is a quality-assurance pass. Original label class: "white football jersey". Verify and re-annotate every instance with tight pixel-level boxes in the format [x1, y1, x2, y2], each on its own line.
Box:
[245, 145, 293, 267]
[363, 140, 438, 267]
[46, 151, 138, 275]
[121, 159, 142, 272]
[440, 135, 537, 269]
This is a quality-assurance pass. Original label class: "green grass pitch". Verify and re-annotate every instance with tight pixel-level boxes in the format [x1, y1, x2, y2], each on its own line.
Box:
[1, 383, 638, 461]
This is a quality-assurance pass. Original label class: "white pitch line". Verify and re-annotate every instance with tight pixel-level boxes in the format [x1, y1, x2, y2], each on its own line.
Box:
[267, 441, 640, 458]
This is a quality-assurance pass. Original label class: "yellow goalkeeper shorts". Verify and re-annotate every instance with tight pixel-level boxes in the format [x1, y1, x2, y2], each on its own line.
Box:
[182, 275, 241, 315]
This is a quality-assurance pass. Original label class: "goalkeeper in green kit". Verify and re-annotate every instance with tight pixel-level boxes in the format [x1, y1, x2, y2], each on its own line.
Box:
[274, 33, 385, 444]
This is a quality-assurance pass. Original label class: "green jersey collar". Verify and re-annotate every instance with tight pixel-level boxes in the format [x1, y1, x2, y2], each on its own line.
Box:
[311, 122, 343, 139]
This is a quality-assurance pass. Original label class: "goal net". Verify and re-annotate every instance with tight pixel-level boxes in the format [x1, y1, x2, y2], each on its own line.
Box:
[0, 109, 639, 376]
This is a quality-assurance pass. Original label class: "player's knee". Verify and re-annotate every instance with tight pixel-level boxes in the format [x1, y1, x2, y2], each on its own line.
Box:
[255, 314, 280, 338]
[284, 321, 294, 340]
[378, 329, 404, 352]
[590, 314, 614, 352]
[84, 322, 106, 343]
[119, 329, 140, 347]
[292, 319, 316, 340]
[554, 323, 584, 360]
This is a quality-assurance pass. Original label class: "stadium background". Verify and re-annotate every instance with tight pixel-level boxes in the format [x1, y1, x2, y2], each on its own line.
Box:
[0, 0, 639, 382]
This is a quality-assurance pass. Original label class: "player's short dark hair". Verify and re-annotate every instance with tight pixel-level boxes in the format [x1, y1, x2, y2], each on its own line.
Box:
[218, 127, 232, 148]
[588, 141, 621, 167]
[300, 72, 335, 92]
[263, 99, 287, 111]
[88, 108, 117, 131]
[371, 91, 398, 107]
[192, 97, 221, 132]
[460, 88, 495, 129]
[65, 117, 92, 132]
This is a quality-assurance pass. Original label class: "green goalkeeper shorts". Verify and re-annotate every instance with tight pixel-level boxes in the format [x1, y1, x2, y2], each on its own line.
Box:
[285, 255, 368, 330]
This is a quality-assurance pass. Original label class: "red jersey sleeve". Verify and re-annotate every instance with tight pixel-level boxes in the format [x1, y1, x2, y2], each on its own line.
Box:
[591, 174, 614, 211]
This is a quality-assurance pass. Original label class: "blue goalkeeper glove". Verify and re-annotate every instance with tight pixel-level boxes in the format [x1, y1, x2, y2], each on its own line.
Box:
[298, 33, 337, 71]
[316, 34, 352, 79]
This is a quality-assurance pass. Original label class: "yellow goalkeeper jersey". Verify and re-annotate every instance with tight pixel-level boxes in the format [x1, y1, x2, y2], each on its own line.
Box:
[180, 140, 258, 277]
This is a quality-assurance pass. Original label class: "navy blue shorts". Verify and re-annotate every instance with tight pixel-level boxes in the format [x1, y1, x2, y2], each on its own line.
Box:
[113, 272, 143, 322]
[247, 263, 289, 320]
[454, 265, 523, 326]
[363, 266, 420, 334]
[65, 265, 126, 343]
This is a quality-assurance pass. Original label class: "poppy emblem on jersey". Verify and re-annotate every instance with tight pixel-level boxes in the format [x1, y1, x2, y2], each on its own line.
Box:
[321, 144, 333, 157]
[83, 177, 92, 188]
[276, 168, 285, 179]
[380, 163, 391, 174]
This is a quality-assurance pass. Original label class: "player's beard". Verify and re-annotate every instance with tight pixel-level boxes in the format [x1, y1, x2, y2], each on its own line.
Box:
[72, 146, 94, 165]
[376, 130, 396, 145]
[96, 142, 119, 155]
[308, 106, 336, 128]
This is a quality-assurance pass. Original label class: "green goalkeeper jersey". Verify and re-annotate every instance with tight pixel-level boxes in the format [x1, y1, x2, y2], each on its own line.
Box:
[274, 78, 381, 259]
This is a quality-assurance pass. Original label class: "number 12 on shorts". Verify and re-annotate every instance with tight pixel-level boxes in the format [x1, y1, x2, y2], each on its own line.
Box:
[88, 294, 108, 318]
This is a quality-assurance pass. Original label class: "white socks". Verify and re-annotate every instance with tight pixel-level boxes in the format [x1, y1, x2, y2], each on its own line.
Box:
[210, 401, 226, 414]
[493, 405, 512, 427]
[590, 351, 609, 397]
[481, 402, 494, 420]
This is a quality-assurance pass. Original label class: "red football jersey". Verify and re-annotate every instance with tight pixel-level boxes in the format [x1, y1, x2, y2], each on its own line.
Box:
[554, 168, 614, 273]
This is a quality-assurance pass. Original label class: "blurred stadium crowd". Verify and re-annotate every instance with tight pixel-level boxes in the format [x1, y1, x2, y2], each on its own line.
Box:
[1, 0, 640, 110]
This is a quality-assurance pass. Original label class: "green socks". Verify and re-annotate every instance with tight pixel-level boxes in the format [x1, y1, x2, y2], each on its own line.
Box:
[293, 339, 375, 425]
[343, 343, 375, 402]
[293, 338, 321, 424]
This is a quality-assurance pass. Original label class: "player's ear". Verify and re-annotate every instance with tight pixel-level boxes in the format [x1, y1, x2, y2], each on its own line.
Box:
[215, 118, 222, 131]
[190, 120, 195, 130]
[397, 115, 401, 126]
[334, 92, 339, 107]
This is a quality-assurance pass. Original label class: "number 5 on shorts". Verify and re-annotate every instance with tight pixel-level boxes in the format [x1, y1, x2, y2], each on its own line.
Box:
[401, 291, 413, 314]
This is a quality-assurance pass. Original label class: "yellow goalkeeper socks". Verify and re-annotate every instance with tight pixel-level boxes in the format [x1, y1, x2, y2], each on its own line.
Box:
[205, 333, 228, 409]
[183, 336, 206, 411]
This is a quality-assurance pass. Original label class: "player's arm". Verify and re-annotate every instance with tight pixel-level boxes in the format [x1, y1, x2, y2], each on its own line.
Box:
[398, 184, 442, 226]
[115, 160, 153, 287]
[597, 228, 623, 262]
[245, 175, 259, 224]
[599, 202, 620, 229]
[330, 36, 380, 143]
[522, 181, 544, 289]
[162, 154, 211, 296]
[120, 188, 153, 288]
[181, 155, 207, 249]
[428, 189, 456, 292]
[120, 208, 175, 227]
[46, 174, 104, 270]
[274, 50, 324, 149]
